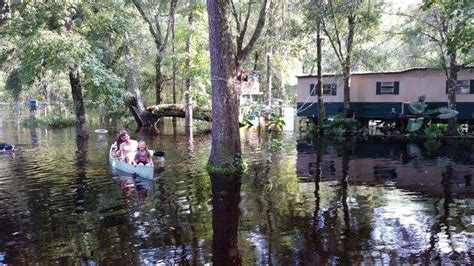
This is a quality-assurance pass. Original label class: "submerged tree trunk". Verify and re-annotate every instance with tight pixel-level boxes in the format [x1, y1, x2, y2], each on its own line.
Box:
[69, 66, 88, 139]
[185, 8, 194, 131]
[207, 0, 241, 166]
[446, 53, 459, 136]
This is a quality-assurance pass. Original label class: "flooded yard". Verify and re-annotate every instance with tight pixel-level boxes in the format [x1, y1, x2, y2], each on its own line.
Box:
[0, 115, 472, 264]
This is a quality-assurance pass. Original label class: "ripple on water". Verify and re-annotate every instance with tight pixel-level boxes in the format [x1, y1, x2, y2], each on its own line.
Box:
[0, 119, 473, 264]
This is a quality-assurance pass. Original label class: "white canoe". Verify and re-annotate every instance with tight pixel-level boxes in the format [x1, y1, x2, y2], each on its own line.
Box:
[109, 144, 154, 179]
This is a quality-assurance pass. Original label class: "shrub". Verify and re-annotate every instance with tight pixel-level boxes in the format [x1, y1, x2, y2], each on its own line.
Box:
[21, 115, 75, 128]
[267, 114, 286, 131]
[321, 113, 359, 138]
[423, 123, 447, 139]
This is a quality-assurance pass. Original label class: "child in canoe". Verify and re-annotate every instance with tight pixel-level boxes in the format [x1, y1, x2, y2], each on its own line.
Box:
[133, 140, 153, 166]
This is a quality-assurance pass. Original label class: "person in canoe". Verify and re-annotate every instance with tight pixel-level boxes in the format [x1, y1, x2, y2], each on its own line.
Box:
[116, 132, 138, 163]
[133, 140, 153, 166]
[114, 130, 128, 154]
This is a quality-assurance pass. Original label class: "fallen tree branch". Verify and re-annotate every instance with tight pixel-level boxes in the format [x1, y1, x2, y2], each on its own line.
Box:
[140, 104, 212, 127]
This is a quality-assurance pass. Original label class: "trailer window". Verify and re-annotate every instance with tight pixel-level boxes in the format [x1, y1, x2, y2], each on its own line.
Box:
[455, 80, 470, 94]
[322, 83, 336, 95]
[309, 83, 316, 96]
[381, 82, 394, 94]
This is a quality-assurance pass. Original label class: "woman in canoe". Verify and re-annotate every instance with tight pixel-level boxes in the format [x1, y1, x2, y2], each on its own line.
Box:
[116, 132, 138, 163]
[114, 130, 128, 154]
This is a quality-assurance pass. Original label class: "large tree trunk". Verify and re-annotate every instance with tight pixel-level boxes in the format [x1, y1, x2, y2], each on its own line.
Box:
[446, 53, 459, 136]
[69, 66, 88, 139]
[185, 8, 194, 131]
[207, 0, 241, 166]
[343, 16, 355, 113]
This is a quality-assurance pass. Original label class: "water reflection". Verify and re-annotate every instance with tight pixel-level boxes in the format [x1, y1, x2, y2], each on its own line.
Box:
[74, 136, 88, 214]
[113, 176, 155, 203]
[0, 115, 472, 264]
[30, 127, 39, 147]
[210, 173, 242, 265]
[296, 138, 473, 264]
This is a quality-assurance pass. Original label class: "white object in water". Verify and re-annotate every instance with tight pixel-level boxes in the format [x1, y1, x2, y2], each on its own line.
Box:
[94, 129, 108, 134]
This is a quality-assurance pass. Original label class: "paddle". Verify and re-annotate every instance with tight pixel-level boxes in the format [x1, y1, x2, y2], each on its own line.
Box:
[153, 150, 165, 157]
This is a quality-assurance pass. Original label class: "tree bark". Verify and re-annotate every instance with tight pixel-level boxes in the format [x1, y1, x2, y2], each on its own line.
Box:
[207, 0, 241, 166]
[446, 52, 459, 136]
[316, 14, 324, 126]
[132, 0, 178, 105]
[278, 1, 286, 107]
[145, 104, 211, 123]
[253, 51, 259, 71]
[69, 65, 88, 139]
[185, 7, 194, 131]
[343, 15, 355, 113]
[171, 10, 177, 105]
[206, 0, 268, 167]
[322, 5, 356, 114]
[155, 56, 164, 104]
[266, 47, 272, 106]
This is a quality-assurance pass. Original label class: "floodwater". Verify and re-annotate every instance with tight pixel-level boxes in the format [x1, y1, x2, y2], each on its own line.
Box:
[0, 113, 472, 264]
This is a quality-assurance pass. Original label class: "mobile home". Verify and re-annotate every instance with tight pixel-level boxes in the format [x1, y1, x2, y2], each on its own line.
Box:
[297, 67, 474, 120]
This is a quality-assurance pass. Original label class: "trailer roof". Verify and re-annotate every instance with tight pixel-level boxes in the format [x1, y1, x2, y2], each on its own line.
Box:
[296, 66, 474, 78]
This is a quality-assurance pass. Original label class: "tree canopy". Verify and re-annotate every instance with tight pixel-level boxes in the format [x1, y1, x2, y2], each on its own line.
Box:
[0, 0, 470, 123]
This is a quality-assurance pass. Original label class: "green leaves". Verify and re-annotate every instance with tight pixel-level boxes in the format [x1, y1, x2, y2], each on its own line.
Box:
[321, 113, 359, 138]
[436, 107, 459, 119]
[407, 102, 428, 115]
[405, 102, 458, 133]
[407, 117, 424, 132]
[268, 114, 286, 131]
[423, 123, 447, 139]
[5, 68, 23, 99]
